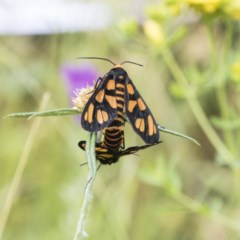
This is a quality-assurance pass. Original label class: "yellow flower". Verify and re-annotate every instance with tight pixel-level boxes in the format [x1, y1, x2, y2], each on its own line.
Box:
[146, 2, 181, 21]
[119, 19, 139, 37]
[231, 61, 240, 82]
[225, 1, 240, 19]
[186, 0, 224, 13]
[143, 20, 165, 46]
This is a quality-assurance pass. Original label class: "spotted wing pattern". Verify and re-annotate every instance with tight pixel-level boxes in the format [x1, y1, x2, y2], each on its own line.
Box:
[125, 77, 159, 144]
[81, 74, 118, 132]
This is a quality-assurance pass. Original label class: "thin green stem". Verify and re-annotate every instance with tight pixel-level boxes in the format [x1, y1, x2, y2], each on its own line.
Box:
[207, 20, 236, 157]
[205, 21, 217, 66]
[216, 85, 236, 155]
[6, 108, 199, 146]
[161, 48, 233, 162]
[206, 20, 240, 199]
[0, 93, 50, 240]
[4, 108, 80, 119]
[172, 191, 240, 232]
[158, 125, 200, 146]
[73, 132, 97, 240]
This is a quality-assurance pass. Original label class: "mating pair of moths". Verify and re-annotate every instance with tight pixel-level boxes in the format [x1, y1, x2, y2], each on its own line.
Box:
[78, 58, 161, 165]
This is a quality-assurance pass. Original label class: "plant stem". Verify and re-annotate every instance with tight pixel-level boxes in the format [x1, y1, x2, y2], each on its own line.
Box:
[216, 85, 236, 156]
[158, 125, 200, 146]
[73, 132, 97, 240]
[208, 19, 236, 158]
[0, 93, 50, 240]
[5, 108, 80, 119]
[172, 191, 240, 232]
[161, 48, 233, 162]
[206, 20, 240, 199]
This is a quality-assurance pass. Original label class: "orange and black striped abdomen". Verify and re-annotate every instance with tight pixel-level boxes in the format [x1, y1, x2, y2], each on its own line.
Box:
[102, 74, 126, 150]
[78, 140, 161, 165]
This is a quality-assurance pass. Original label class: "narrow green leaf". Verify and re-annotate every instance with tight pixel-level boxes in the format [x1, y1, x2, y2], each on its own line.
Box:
[158, 125, 200, 146]
[5, 108, 81, 119]
[5, 107, 199, 147]
[4, 111, 39, 118]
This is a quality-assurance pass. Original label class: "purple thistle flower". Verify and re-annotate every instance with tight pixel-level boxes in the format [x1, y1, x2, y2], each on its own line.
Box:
[61, 62, 98, 105]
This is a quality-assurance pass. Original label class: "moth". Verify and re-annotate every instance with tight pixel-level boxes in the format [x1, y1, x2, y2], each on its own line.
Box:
[78, 140, 161, 165]
[80, 57, 159, 144]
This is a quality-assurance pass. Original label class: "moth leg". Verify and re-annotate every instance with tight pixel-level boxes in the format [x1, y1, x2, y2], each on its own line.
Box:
[122, 130, 125, 149]
[94, 77, 103, 89]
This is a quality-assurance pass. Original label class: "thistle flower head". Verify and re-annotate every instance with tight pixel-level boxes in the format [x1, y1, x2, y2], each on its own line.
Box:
[72, 85, 95, 111]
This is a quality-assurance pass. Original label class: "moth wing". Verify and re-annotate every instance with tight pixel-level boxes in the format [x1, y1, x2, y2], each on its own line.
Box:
[81, 75, 118, 132]
[125, 78, 159, 144]
[119, 141, 162, 156]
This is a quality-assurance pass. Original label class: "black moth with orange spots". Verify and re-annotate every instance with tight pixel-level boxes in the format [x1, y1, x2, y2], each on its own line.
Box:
[81, 58, 159, 144]
[78, 140, 161, 165]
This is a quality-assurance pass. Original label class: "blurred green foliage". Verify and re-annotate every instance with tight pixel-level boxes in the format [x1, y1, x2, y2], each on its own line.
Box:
[1, 1, 240, 240]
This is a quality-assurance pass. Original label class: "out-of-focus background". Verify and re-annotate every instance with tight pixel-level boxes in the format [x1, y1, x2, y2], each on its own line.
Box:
[1, 0, 240, 239]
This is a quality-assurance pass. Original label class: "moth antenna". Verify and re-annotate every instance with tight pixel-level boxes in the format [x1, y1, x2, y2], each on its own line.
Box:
[79, 162, 87, 167]
[77, 57, 116, 66]
[120, 61, 143, 67]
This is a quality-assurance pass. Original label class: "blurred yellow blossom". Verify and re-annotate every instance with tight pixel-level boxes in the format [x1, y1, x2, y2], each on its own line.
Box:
[224, 1, 240, 19]
[231, 61, 240, 82]
[168, 82, 187, 99]
[146, 0, 240, 20]
[146, 2, 181, 21]
[119, 19, 139, 38]
[143, 20, 166, 46]
[167, 3, 182, 16]
[186, 0, 225, 13]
